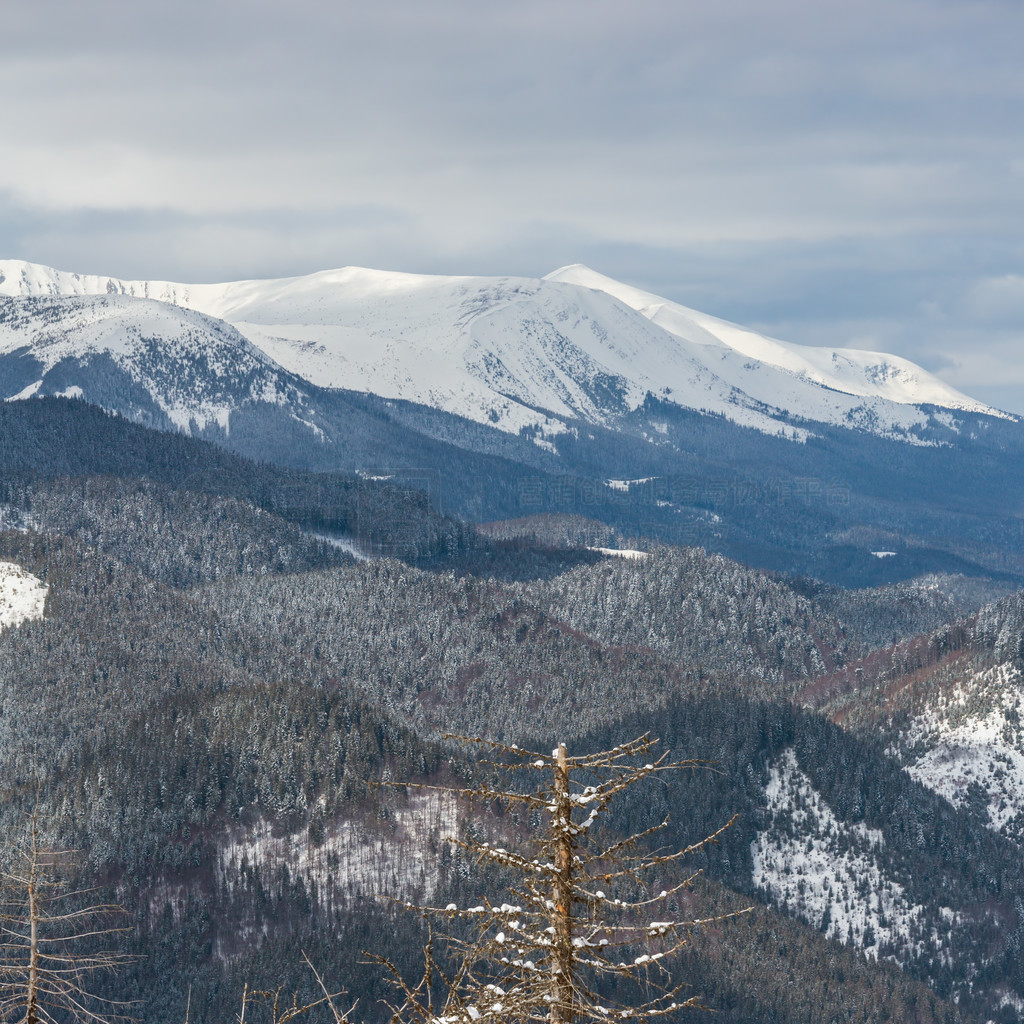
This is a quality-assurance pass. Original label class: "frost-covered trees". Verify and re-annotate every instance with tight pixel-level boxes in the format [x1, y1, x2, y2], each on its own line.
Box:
[374, 735, 745, 1024]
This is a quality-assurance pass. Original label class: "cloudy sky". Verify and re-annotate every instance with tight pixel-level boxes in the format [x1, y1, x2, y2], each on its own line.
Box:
[3, 0, 1023, 410]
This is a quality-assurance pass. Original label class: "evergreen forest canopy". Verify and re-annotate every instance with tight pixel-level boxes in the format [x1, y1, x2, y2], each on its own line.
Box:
[1, 397, 1024, 1024]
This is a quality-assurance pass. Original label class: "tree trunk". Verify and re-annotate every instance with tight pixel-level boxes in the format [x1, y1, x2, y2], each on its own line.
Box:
[551, 743, 573, 1024]
[25, 838, 39, 1024]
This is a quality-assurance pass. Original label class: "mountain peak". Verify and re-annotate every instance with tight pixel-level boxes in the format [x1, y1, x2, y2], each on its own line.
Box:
[0, 258, 1009, 444]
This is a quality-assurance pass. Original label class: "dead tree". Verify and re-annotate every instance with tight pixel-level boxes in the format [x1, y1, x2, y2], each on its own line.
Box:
[373, 734, 747, 1024]
[0, 806, 134, 1024]
[233, 953, 356, 1024]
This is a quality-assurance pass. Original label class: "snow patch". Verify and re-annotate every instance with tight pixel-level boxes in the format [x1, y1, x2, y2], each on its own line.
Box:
[7, 381, 42, 401]
[897, 664, 1024, 837]
[587, 547, 650, 561]
[999, 990, 1024, 1015]
[217, 790, 458, 907]
[308, 531, 373, 562]
[752, 749, 951, 959]
[605, 478, 656, 492]
[0, 562, 47, 629]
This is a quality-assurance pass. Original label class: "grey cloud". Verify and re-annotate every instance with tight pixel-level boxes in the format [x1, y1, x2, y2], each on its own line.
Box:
[2, 0, 1024, 411]
[0, 195, 423, 282]
[963, 275, 1024, 325]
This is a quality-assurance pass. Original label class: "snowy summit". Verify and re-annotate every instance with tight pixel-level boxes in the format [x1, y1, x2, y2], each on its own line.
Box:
[0, 259, 1004, 446]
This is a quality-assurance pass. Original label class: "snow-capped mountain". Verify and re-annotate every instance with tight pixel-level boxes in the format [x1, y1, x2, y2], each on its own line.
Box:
[546, 264, 988, 414]
[0, 259, 1003, 447]
[0, 290, 316, 435]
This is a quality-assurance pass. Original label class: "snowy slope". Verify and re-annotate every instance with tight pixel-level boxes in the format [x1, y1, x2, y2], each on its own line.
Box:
[891, 662, 1024, 841]
[753, 748, 957, 961]
[217, 790, 457, 909]
[0, 259, 1005, 444]
[0, 292, 310, 432]
[0, 561, 47, 630]
[547, 265, 985, 411]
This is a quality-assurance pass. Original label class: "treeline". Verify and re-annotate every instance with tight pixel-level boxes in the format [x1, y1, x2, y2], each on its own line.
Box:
[0, 397, 474, 562]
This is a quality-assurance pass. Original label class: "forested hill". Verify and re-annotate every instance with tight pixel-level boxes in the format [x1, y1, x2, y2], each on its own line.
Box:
[1, 394, 1023, 1023]
[0, 397, 474, 562]
[7, 366, 1024, 590]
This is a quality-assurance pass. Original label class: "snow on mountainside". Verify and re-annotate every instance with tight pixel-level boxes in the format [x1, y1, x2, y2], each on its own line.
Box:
[752, 748, 952, 960]
[0, 291, 310, 432]
[891, 662, 1024, 842]
[0, 258, 1005, 444]
[546, 265, 989, 412]
[217, 790, 457, 911]
[0, 561, 47, 630]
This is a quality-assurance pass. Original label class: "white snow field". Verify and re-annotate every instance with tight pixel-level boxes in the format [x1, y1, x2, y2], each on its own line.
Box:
[0, 259, 1003, 445]
[752, 748, 957, 961]
[0, 561, 47, 629]
[894, 663, 1024, 838]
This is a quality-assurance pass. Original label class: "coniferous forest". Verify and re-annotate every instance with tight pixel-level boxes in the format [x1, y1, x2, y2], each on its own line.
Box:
[3, 397, 1024, 1024]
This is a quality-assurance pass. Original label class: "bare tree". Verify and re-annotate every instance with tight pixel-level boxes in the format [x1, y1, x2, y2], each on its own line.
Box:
[0, 806, 134, 1024]
[233, 953, 356, 1024]
[373, 734, 748, 1024]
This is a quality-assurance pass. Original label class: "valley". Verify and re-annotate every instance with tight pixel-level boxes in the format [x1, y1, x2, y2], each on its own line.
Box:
[1, 261, 1024, 1023]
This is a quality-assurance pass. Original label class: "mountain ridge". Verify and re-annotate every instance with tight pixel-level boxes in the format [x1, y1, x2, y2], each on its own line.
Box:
[5, 261, 1024, 590]
[0, 258, 1003, 446]
[546, 263, 999, 413]
[0, 291, 307, 433]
